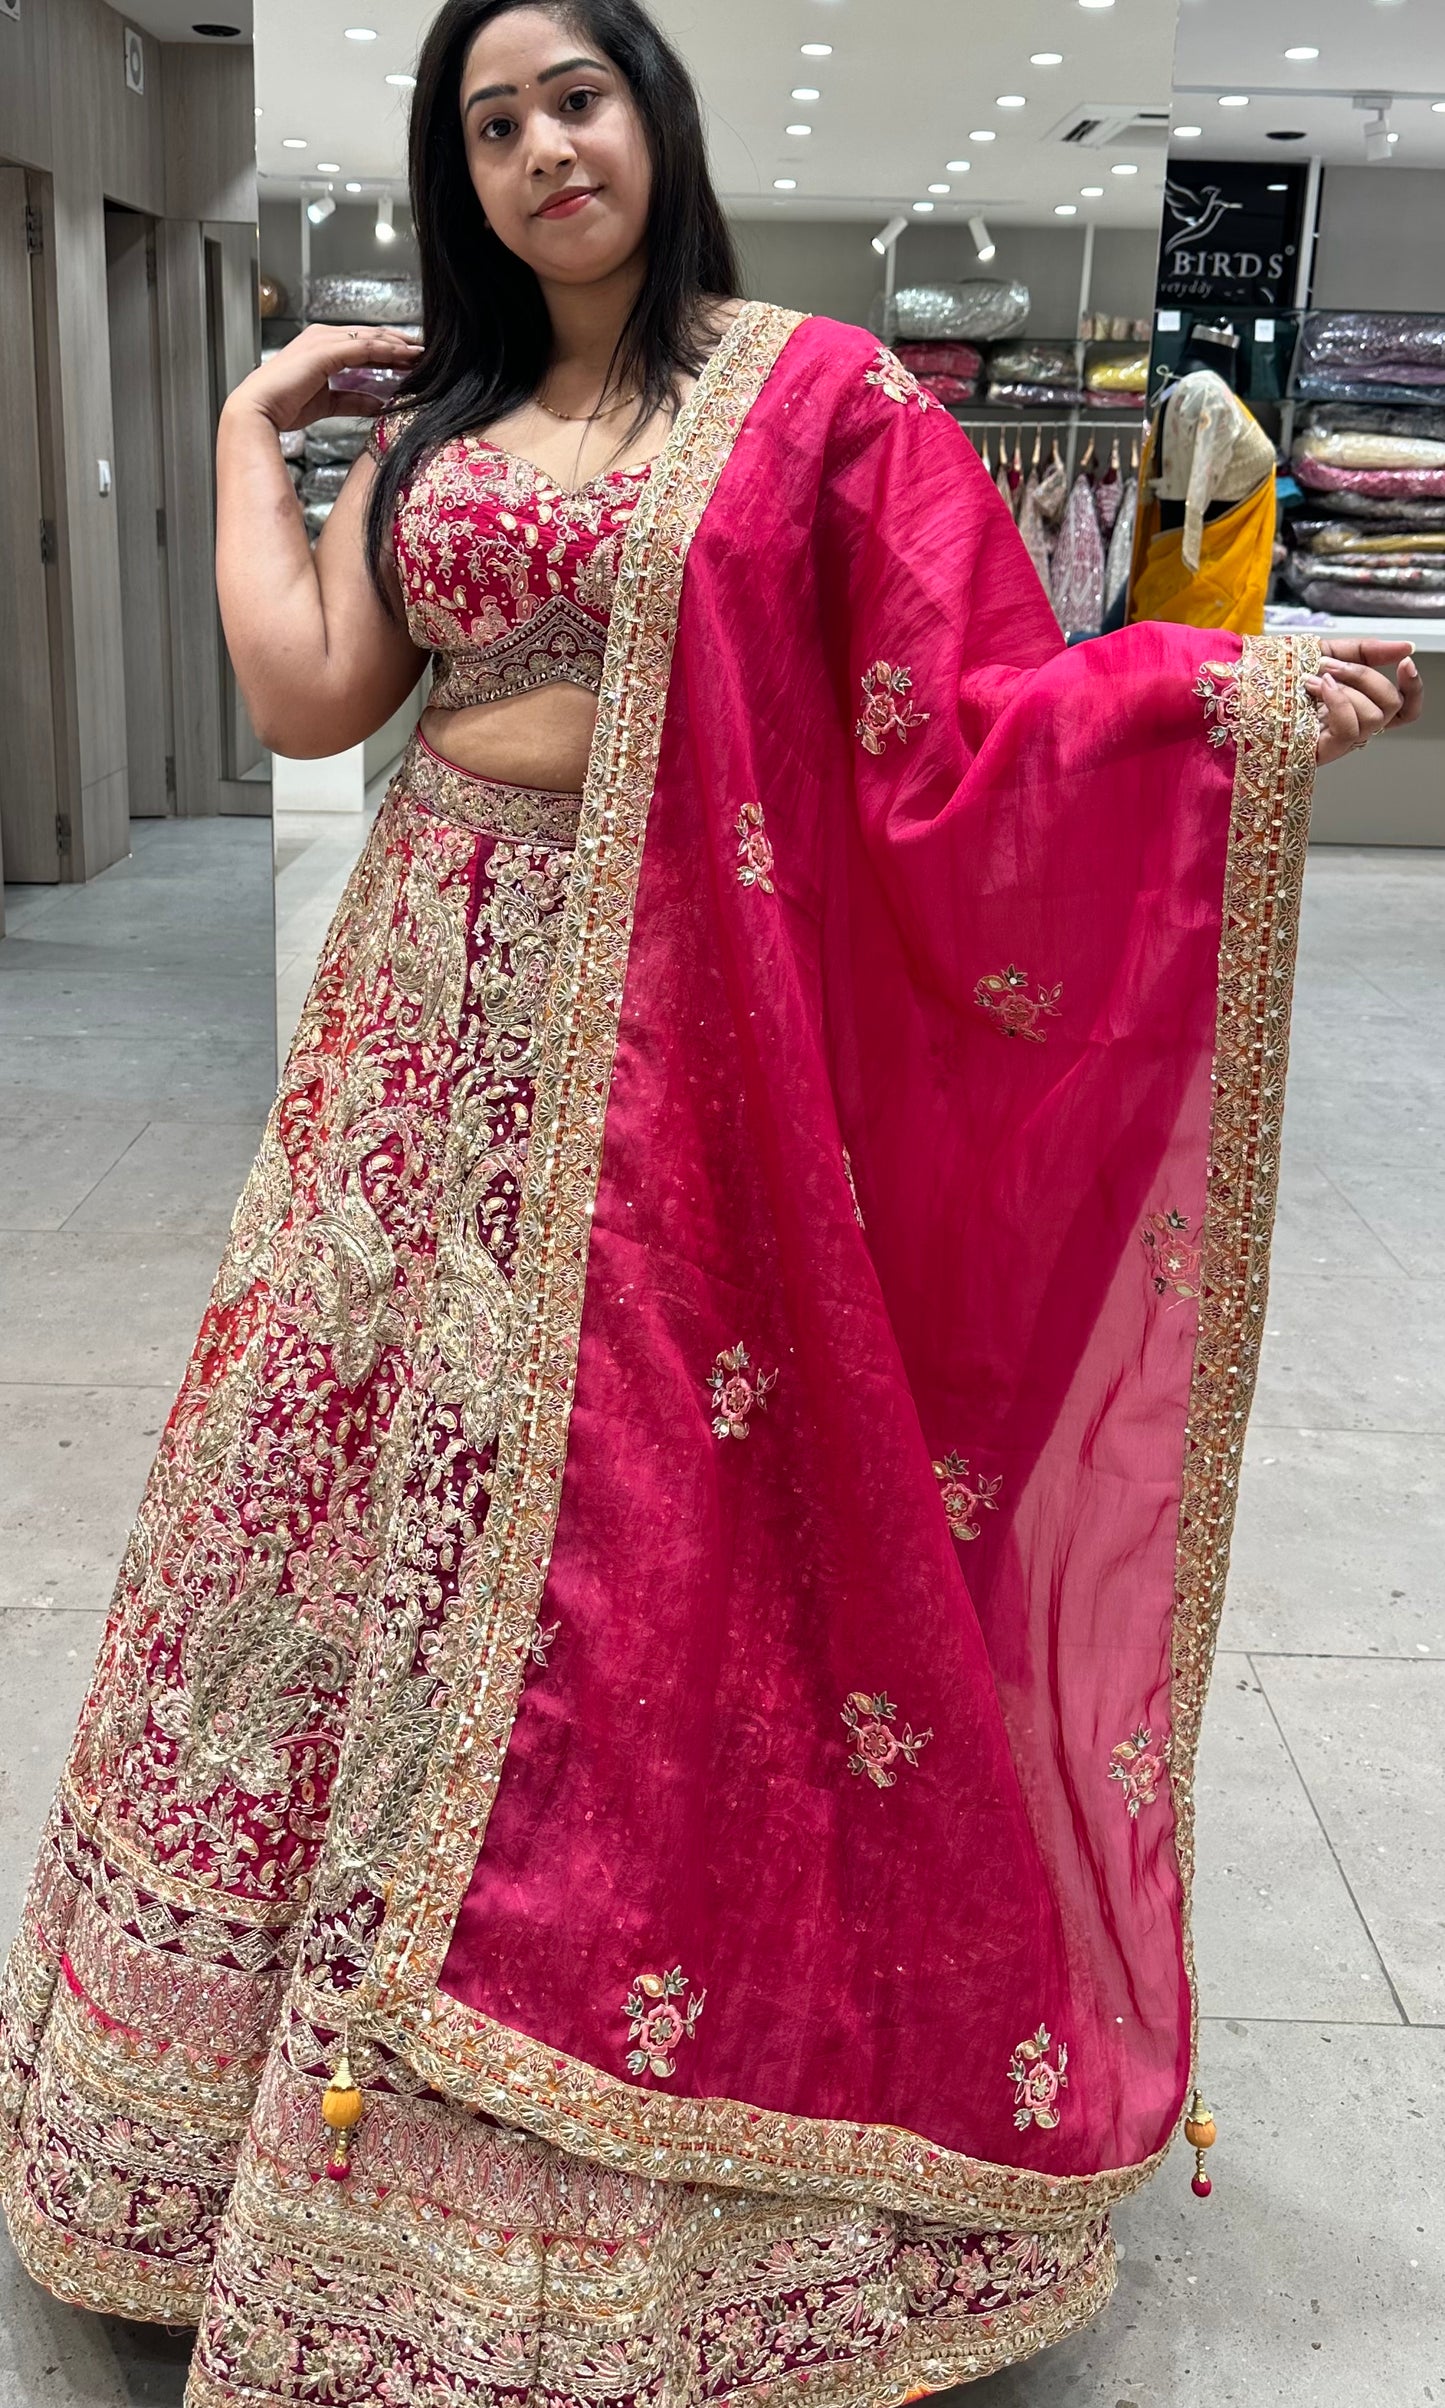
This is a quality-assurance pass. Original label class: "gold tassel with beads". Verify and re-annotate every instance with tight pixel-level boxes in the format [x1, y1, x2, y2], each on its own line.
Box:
[1184, 2087, 1217, 2198]
[321, 2038, 364, 2183]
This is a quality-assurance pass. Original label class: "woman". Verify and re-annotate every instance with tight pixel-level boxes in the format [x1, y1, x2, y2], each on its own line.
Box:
[0, 3, 1420, 2401]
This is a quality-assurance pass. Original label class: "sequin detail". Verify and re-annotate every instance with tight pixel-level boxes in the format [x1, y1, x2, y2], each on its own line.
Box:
[865, 346, 942, 413]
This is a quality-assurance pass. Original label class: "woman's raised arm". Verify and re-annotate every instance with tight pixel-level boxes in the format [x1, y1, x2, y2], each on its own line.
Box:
[216, 323, 429, 759]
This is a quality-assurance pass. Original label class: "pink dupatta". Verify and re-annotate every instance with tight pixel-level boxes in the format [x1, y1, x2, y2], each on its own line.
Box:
[354, 305, 1320, 2231]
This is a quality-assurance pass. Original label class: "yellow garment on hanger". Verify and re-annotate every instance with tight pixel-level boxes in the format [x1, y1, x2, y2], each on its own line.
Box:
[1127, 416, 1276, 635]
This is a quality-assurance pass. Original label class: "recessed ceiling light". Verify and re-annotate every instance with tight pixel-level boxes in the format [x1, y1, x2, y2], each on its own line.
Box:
[345, 180, 362, 192]
[1030, 51, 1064, 65]
[1283, 45, 1319, 60]
[1266, 128, 1307, 139]
[913, 200, 935, 213]
[344, 25, 377, 38]
[282, 137, 307, 149]
[786, 123, 813, 136]
[1267, 180, 1289, 190]
[792, 86, 820, 100]
[946, 159, 971, 173]
[316, 161, 340, 173]
[385, 72, 416, 87]
[1080, 184, 1104, 196]
[1434, 100, 1445, 113]
[970, 129, 997, 142]
[1219, 94, 1250, 107]
[1174, 125, 1203, 138]
[1078, 0, 1115, 10]
[774, 177, 797, 190]
[1054, 203, 1077, 215]
[800, 43, 832, 56]
[254, 105, 262, 117]
[1111, 162, 1139, 174]
[997, 94, 1026, 108]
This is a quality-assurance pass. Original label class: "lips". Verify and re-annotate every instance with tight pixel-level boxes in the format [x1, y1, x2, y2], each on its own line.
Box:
[535, 187, 599, 220]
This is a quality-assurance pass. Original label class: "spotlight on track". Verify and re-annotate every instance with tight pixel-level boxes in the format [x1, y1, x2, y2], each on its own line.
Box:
[969, 213, 996, 263]
[306, 190, 336, 225]
[872, 213, 909, 256]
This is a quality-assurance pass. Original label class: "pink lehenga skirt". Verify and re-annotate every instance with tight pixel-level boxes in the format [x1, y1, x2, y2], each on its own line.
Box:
[0, 730, 1113, 2406]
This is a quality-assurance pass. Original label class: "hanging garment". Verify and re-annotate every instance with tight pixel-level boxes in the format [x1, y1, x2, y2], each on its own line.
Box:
[1128, 381, 1277, 635]
[1104, 473, 1140, 616]
[0, 309, 1322, 2406]
[1050, 470, 1106, 637]
[1094, 444, 1123, 541]
[1016, 467, 1057, 608]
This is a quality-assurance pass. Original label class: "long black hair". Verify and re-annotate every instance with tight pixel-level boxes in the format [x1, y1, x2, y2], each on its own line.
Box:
[363, 0, 741, 610]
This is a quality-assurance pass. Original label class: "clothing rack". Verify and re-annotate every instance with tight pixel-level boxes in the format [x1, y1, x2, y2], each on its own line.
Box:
[951, 407, 1146, 484]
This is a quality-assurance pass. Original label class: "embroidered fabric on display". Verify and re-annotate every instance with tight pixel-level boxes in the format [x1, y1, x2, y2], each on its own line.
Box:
[856, 661, 930, 754]
[623, 1968, 706, 2080]
[974, 963, 1063, 1042]
[367, 410, 651, 710]
[1108, 1726, 1170, 1819]
[1008, 2029, 1069, 2133]
[842, 1692, 933, 1789]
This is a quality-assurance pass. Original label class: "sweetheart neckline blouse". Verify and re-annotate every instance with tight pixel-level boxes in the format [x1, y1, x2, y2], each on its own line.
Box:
[367, 409, 655, 712]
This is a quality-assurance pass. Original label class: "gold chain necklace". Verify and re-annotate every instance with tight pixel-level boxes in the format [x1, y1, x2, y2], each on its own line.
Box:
[534, 387, 641, 424]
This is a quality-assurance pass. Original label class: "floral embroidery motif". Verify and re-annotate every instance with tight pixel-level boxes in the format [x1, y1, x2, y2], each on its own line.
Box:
[708, 1342, 777, 1439]
[735, 801, 776, 893]
[974, 964, 1063, 1043]
[856, 660, 930, 755]
[933, 1452, 1002, 1542]
[842, 1144, 866, 1228]
[623, 1966, 705, 2079]
[528, 1619, 560, 1669]
[1142, 1208, 1202, 1301]
[1195, 659, 1243, 748]
[842, 1690, 933, 1788]
[1108, 1724, 1171, 1818]
[1009, 2026, 1069, 2131]
[865, 344, 941, 412]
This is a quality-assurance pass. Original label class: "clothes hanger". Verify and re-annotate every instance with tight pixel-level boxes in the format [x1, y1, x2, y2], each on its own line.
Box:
[1079, 433, 1097, 477]
[1031, 426, 1043, 471]
[1009, 436, 1024, 489]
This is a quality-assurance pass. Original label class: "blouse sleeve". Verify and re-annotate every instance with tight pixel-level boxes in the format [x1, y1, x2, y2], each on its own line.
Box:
[364, 409, 395, 464]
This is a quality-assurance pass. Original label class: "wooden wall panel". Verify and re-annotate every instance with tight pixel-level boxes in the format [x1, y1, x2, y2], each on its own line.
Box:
[162, 43, 257, 226]
[0, 4, 53, 172]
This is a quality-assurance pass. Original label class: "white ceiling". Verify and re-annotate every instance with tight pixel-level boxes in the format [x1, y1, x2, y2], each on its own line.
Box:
[114, 0, 254, 38]
[251, 0, 1177, 228]
[1172, 0, 1445, 167]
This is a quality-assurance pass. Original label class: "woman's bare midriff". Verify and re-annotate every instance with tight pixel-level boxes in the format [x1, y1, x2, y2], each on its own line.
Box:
[419, 686, 596, 793]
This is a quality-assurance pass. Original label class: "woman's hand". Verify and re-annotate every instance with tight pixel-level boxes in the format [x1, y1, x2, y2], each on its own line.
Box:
[225, 322, 424, 435]
[1308, 638, 1424, 766]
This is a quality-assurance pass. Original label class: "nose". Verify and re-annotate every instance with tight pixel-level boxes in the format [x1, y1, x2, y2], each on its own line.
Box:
[526, 114, 578, 180]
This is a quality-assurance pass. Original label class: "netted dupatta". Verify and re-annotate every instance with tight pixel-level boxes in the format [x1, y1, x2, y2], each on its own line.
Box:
[366, 312, 1320, 2231]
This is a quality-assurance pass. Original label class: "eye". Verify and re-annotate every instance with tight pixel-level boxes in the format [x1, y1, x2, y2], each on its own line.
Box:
[560, 84, 599, 115]
[479, 112, 515, 141]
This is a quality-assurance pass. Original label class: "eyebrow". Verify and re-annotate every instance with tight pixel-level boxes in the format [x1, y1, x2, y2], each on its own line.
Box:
[464, 56, 608, 114]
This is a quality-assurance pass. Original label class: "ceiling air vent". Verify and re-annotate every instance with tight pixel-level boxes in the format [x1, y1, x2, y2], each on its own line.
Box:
[1055, 108, 1173, 150]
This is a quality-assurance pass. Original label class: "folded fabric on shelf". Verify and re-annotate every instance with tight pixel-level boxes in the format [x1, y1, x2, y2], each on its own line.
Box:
[1084, 350, 1149, 395]
[1284, 554, 1445, 592]
[1303, 400, 1445, 446]
[1293, 521, 1445, 554]
[897, 341, 983, 381]
[1297, 311, 1445, 382]
[1294, 458, 1445, 499]
[984, 382, 1087, 409]
[1295, 427, 1445, 472]
[915, 373, 979, 405]
[986, 340, 1079, 390]
[1284, 573, 1445, 616]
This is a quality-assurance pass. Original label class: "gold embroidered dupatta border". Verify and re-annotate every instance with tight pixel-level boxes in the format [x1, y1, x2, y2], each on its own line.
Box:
[359, 322, 1321, 2229]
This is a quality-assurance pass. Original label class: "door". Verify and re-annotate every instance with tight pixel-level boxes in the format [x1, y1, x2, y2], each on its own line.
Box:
[0, 161, 61, 883]
[106, 204, 174, 817]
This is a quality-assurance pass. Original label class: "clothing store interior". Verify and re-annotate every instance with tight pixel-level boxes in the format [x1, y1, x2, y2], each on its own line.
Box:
[0, 0, 1442, 2401]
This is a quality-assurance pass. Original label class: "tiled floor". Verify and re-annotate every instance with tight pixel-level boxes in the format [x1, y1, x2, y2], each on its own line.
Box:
[0, 834, 1440, 2405]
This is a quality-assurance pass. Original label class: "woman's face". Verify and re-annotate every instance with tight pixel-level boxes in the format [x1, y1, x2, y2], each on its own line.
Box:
[459, 7, 651, 288]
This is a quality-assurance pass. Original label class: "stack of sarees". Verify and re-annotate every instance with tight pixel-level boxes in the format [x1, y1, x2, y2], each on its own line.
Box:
[1286, 312, 1445, 618]
[895, 341, 982, 406]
